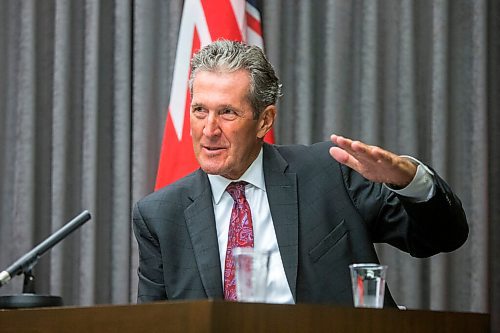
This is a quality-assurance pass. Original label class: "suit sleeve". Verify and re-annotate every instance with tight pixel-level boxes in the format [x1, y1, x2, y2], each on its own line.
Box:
[132, 202, 167, 303]
[341, 164, 469, 258]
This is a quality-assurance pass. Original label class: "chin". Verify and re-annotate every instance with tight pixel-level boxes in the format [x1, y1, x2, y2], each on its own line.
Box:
[199, 163, 225, 176]
[198, 156, 229, 175]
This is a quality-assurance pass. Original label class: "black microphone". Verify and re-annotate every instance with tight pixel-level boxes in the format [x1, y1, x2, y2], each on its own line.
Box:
[0, 210, 91, 287]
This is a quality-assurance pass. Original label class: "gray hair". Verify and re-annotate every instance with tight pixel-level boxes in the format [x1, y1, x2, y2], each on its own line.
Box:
[189, 40, 282, 119]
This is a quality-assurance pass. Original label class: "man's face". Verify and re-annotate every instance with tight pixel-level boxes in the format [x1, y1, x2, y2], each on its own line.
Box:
[190, 69, 274, 180]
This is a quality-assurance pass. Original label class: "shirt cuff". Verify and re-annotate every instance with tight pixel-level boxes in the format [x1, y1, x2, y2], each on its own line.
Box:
[384, 156, 436, 202]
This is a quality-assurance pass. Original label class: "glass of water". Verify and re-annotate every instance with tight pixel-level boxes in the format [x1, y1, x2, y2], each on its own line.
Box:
[349, 263, 388, 308]
[233, 248, 270, 303]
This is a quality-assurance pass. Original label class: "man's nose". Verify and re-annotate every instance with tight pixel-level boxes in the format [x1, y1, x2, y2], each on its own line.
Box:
[203, 113, 221, 137]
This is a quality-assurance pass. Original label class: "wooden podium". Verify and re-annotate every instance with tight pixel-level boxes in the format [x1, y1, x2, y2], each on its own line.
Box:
[0, 300, 490, 332]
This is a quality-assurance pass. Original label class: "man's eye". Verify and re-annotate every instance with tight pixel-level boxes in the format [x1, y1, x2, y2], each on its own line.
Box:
[192, 107, 207, 118]
[220, 108, 238, 120]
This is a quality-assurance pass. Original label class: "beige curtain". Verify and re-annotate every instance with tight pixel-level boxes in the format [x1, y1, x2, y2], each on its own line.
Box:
[0, 0, 497, 326]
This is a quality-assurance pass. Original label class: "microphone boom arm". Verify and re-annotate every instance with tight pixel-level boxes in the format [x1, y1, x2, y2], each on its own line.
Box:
[0, 210, 91, 287]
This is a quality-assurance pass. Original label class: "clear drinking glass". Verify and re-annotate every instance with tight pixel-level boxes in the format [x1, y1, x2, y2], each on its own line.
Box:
[349, 263, 388, 308]
[233, 247, 270, 302]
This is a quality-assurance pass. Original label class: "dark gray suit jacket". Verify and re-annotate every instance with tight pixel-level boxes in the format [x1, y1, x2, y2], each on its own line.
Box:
[133, 142, 468, 306]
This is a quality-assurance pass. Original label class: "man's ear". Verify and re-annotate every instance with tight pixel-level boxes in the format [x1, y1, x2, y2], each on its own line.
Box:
[257, 105, 276, 139]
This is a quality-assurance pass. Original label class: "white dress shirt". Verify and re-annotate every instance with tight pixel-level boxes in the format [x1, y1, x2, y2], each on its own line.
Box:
[207, 147, 434, 304]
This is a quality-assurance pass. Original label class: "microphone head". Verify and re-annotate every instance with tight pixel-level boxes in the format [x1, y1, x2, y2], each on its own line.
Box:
[0, 271, 11, 287]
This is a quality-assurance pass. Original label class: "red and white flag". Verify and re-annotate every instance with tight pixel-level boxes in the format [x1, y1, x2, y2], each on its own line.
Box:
[154, 0, 275, 190]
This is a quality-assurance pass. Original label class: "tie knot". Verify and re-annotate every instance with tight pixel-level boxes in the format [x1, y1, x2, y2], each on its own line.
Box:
[226, 181, 248, 201]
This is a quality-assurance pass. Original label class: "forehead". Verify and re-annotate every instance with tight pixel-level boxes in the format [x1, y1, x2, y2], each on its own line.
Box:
[193, 70, 250, 89]
[191, 70, 251, 103]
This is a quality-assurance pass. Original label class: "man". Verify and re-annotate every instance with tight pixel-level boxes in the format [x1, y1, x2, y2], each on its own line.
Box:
[133, 40, 468, 307]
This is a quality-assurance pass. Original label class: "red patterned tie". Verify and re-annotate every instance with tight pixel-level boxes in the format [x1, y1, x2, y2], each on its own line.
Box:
[223, 181, 254, 301]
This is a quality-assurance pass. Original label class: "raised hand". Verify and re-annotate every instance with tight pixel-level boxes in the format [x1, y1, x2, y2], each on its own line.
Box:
[329, 134, 417, 188]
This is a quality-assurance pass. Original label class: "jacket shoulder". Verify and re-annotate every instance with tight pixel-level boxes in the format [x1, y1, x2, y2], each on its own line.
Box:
[270, 141, 339, 172]
[135, 169, 207, 216]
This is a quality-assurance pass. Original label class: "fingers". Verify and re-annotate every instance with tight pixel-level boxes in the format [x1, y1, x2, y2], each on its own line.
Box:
[329, 146, 357, 166]
[331, 134, 377, 162]
[330, 134, 399, 170]
[330, 134, 417, 185]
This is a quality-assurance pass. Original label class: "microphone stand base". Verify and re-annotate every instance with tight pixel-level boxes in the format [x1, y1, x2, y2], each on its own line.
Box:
[0, 294, 63, 309]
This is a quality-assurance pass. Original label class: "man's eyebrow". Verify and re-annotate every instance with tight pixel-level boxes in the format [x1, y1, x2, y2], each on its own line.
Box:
[191, 103, 237, 110]
[219, 104, 236, 110]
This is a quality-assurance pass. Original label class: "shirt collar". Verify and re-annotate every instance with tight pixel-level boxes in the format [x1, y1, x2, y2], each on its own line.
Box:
[208, 147, 265, 204]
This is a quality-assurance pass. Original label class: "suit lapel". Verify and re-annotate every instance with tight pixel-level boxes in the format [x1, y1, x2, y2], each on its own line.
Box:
[183, 146, 300, 301]
[263, 144, 299, 301]
[184, 171, 224, 299]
